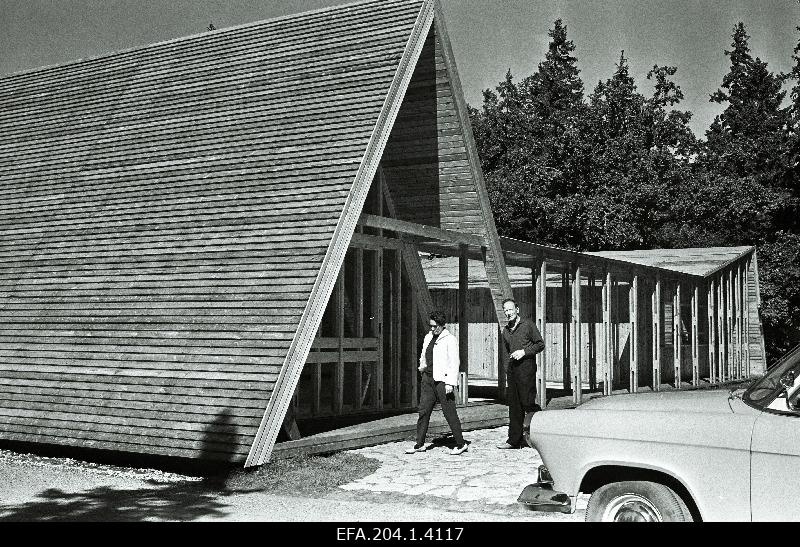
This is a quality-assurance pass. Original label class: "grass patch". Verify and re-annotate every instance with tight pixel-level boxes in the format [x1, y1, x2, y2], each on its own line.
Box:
[221, 452, 381, 497]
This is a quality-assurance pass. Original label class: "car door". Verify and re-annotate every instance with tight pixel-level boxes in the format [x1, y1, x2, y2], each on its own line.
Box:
[750, 408, 800, 521]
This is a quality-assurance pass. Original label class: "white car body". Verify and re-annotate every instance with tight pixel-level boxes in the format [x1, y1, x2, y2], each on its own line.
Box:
[528, 384, 800, 521]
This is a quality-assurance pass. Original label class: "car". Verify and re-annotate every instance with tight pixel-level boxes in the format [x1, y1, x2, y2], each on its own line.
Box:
[518, 345, 800, 522]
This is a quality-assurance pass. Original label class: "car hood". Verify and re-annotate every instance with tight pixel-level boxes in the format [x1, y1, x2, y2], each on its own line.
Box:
[577, 389, 737, 414]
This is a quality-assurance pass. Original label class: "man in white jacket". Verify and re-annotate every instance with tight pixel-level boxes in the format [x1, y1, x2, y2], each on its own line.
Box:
[405, 311, 468, 456]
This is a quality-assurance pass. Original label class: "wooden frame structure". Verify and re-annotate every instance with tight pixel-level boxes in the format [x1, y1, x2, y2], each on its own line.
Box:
[425, 241, 766, 407]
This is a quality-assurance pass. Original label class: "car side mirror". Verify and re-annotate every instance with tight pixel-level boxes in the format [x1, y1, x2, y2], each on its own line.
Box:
[779, 371, 798, 411]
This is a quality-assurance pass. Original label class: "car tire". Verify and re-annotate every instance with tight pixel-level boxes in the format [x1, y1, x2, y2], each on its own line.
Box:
[585, 480, 693, 522]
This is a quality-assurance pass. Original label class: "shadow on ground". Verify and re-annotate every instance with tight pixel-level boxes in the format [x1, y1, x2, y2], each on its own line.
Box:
[0, 479, 243, 522]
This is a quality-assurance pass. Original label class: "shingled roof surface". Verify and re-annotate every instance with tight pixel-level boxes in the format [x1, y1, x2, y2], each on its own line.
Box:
[0, 0, 425, 461]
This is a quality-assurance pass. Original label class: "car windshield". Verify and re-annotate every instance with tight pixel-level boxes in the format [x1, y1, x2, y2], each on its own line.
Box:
[743, 344, 800, 409]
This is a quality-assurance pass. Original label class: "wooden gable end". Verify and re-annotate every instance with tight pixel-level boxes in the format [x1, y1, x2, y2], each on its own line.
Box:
[0, 0, 426, 463]
[379, 2, 512, 324]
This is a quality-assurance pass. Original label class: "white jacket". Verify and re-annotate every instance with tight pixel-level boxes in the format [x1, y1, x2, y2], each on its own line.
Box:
[419, 328, 460, 386]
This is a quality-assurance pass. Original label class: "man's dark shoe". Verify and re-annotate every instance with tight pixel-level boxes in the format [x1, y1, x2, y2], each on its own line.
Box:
[496, 442, 519, 449]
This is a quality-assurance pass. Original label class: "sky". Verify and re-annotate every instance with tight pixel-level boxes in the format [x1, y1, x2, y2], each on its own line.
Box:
[1, 0, 798, 138]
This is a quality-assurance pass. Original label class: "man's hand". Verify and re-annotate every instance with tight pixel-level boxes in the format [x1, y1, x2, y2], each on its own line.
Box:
[510, 349, 526, 360]
[418, 364, 427, 372]
[446, 385, 454, 395]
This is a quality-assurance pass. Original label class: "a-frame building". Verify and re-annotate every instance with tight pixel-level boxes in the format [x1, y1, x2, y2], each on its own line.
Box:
[0, 0, 512, 466]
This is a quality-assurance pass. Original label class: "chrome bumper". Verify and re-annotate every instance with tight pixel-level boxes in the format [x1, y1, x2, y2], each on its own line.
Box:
[517, 483, 572, 513]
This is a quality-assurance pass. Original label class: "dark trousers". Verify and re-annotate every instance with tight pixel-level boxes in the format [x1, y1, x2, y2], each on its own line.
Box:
[416, 373, 464, 447]
[506, 358, 541, 447]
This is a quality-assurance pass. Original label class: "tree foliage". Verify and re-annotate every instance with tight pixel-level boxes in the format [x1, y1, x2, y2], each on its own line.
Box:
[470, 19, 800, 362]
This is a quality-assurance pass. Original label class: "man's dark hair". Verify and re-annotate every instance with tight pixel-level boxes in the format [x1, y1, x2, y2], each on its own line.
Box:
[429, 311, 447, 326]
[502, 298, 517, 307]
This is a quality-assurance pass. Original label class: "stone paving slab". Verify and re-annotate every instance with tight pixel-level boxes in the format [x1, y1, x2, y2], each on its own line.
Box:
[331, 426, 588, 521]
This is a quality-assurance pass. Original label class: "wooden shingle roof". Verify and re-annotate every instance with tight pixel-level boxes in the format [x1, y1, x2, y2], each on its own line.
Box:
[0, 0, 430, 464]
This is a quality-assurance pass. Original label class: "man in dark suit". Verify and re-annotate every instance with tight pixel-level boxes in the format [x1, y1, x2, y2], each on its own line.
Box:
[497, 298, 545, 449]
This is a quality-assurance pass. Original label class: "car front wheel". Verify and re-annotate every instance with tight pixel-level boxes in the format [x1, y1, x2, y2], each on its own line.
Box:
[585, 480, 693, 522]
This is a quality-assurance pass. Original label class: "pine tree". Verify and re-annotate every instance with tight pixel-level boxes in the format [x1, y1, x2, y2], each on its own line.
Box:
[704, 23, 790, 179]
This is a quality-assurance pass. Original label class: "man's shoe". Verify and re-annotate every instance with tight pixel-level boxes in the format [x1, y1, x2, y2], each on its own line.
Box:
[404, 442, 433, 454]
[496, 442, 519, 449]
[449, 444, 468, 456]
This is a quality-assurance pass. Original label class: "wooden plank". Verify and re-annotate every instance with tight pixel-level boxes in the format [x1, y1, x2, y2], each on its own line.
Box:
[411, 296, 418, 406]
[629, 276, 638, 393]
[736, 262, 743, 379]
[374, 248, 384, 411]
[588, 274, 596, 391]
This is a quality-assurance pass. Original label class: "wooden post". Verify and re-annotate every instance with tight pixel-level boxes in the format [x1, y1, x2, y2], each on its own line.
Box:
[393, 250, 402, 409]
[652, 278, 662, 391]
[355, 248, 364, 411]
[736, 262, 744, 379]
[458, 245, 469, 376]
[744, 259, 751, 377]
[727, 268, 734, 381]
[692, 284, 700, 386]
[536, 260, 548, 409]
[313, 327, 321, 415]
[629, 276, 639, 393]
[719, 273, 726, 383]
[603, 272, 613, 395]
[588, 274, 597, 391]
[411, 296, 418, 406]
[563, 270, 571, 391]
[373, 250, 383, 410]
[335, 268, 345, 414]
[572, 264, 583, 404]
[708, 280, 716, 384]
[673, 282, 682, 389]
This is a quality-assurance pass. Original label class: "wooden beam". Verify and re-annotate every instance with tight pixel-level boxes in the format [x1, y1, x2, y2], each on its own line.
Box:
[536, 260, 547, 409]
[458, 244, 469, 376]
[401, 242, 435, 325]
[358, 214, 485, 247]
[350, 232, 404, 251]
[673, 282, 682, 389]
[708, 279, 716, 384]
[313, 329, 321, 416]
[629, 276, 639, 393]
[692, 284, 700, 386]
[572, 264, 582, 404]
[652, 278, 662, 391]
